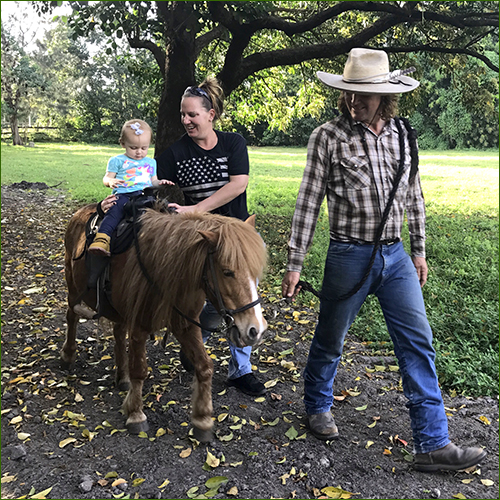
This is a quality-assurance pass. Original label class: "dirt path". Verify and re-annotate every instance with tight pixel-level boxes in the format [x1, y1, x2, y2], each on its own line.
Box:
[1, 185, 498, 500]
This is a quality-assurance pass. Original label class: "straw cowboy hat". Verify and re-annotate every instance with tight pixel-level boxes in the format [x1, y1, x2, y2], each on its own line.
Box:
[317, 48, 419, 94]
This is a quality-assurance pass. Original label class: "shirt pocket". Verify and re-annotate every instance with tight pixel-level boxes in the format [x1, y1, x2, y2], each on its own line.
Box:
[339, 155, 372, 190]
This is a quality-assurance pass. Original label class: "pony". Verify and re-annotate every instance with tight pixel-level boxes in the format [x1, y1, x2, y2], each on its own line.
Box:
[62, 204, 268, 442]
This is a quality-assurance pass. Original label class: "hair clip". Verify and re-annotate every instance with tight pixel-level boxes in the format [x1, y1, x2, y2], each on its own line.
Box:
[130, 122, 144, 135]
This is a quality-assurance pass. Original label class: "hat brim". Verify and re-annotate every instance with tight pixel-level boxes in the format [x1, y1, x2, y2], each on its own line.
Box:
[317, 71, 419, 94]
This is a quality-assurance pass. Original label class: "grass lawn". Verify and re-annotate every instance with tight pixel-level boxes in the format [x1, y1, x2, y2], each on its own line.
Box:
[1, 141, 498, 396]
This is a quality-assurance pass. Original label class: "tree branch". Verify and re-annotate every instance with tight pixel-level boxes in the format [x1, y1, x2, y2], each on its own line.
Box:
[385, 45, 499, 73]
[127, 36, 166, 75]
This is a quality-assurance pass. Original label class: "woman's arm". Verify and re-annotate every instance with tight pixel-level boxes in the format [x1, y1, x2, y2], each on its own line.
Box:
[168, 174, 248, 214]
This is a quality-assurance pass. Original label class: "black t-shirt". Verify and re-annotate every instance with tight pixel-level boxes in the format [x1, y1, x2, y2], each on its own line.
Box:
[157, 130, 250, 220]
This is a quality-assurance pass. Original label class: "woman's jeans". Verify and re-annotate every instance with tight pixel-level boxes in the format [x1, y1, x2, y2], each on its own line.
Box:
[200, 301, 253, 380]
[303, 240, 450, 454]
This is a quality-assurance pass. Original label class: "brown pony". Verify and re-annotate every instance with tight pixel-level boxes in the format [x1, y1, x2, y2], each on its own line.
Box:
[63, 204, 268, 441]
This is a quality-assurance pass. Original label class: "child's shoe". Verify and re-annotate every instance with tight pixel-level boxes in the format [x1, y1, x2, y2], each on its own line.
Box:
[88, 232, 111, 257]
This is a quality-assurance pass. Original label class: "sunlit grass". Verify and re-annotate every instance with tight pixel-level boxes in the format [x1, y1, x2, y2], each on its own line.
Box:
[1, 142, 498, 396]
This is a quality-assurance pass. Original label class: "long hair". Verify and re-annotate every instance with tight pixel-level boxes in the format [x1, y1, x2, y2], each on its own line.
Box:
[122, 210, 267, 332]
[337, 92, 399, 121]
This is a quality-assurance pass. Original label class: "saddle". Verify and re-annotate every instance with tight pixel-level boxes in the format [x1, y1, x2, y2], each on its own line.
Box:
[82, 190, 165, 318]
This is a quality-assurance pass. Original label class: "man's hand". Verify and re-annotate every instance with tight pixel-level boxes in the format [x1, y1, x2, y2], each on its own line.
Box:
[282, 271, 301, 300]
[412, 256, 428, 287]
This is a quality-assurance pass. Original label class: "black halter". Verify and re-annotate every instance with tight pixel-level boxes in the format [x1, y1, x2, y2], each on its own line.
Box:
[174, 249, 262, 333]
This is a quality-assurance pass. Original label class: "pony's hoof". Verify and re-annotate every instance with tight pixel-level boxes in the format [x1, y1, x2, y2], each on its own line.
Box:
[60, 359, 72, 371]
[126, 420, 149, 435]
[193, 426, 214, 443]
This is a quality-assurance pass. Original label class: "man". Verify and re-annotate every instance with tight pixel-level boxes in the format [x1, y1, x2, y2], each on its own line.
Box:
[282, 48, 486, 472]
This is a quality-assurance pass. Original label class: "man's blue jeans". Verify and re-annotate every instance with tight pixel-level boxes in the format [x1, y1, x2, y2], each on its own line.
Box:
[200, 301, 253, 380]
[304, 240, 450, 454]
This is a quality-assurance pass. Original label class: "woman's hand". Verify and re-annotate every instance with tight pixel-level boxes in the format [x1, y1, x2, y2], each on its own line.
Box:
[167, 203, 197, 214]
[101, 194, 118, 213]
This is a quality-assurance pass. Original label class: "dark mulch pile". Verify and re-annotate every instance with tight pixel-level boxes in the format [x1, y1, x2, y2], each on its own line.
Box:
[1, 184, 498, 499]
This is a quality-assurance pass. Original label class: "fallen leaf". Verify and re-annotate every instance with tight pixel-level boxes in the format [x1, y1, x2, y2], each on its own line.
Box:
[452, 494, 466, 499]
[131, 478, 145, 487]
[111, 478, 127, 487]
[29, 486, 53, 499]
[179, 448, 192, 458]
[59, 437, 76, 448]
[227, 486, 238, 496]
[355, 405, 368, 411]
[205, 449, 220, 468]
[285, 426, 298, 440]
[365, 441, 374, 449]
[158, 479, 170, 489]
[479, 416, 491, 425]
[480, 479, 494, 486]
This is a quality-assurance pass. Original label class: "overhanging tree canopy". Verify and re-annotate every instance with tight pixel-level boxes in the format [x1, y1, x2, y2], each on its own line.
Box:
[35, 1, 499, 155]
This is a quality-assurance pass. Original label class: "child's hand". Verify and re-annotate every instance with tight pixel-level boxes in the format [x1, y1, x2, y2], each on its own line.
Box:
[158, 179, 175, 186]
[109, 179, 127, 189]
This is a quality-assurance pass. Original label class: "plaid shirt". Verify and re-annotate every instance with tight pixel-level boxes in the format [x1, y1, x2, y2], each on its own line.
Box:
[287, 114, 426, 273]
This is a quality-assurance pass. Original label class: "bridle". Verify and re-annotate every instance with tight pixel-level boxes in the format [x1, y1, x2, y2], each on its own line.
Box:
[174, 249, 262, 334]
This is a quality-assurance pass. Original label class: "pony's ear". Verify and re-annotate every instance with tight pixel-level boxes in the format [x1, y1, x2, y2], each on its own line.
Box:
[245, 214, 256, 227]
[198, 230, 219, 246]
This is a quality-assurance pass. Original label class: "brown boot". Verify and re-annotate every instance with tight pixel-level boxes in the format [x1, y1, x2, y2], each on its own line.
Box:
[414, 443, 487, 472]
[307, 412, 339, 441]
[88, 232, 111, 257]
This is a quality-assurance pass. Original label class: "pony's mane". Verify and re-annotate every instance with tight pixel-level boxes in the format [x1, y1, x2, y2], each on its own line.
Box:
[122, 210, 267, 332]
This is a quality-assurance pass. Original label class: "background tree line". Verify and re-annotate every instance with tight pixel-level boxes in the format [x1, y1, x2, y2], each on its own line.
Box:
[1, 1, 498, 150]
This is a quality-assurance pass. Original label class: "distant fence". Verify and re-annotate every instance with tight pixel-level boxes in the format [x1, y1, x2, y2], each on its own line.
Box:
[1, 126, 66, 142]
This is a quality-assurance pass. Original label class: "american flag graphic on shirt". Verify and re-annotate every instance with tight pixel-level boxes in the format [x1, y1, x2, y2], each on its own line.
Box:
[176, 155, 229, 201]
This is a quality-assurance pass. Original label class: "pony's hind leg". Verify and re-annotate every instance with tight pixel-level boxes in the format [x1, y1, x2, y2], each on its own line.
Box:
[179, 331, 214, 443]
[61, 306, 78, 368]
[113, 323, 130, 391]
[122, 329, 149, 434]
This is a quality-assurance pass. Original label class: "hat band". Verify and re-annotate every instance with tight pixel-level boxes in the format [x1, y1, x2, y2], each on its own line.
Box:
[343, 67, 416, 85]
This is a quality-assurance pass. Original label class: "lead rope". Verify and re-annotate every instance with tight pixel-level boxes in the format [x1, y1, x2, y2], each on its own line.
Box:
[298, 117, 410, 301]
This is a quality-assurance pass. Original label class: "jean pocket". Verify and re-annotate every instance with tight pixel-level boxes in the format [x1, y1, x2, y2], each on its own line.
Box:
[328, 241, 355, 255]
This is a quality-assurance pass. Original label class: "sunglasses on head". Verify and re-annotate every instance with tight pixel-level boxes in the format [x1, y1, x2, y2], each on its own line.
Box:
[184, 86, 213, 107]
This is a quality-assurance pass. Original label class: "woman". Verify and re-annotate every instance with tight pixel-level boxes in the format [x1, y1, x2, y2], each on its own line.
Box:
[157, 77, 266, 396]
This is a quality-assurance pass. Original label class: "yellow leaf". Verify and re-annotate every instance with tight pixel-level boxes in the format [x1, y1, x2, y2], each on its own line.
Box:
[321, 486, 354, 499]
[365, 441, 374, 449]
[254, 397, 266, 403]
[59, 437, 77, 448]
[17, 432, 31, 441]
[480, 479, 494, 486]
[227, 486, 238, 496]
[9, 415, 22, 425]
[29, 486, 53, 499]
[217, 413, 229, 422]
[206, 449, 220, 468]
[112, 478, 127, 487]
[367, 421, 377, 428]
[264, 379, 278, 388]
[179, 448, 192, 458]
[158, 479, 170, 489]
[479, 416, 491, 425]
[452, 494, 466, 499]
[1, 474, 17, 484]
[461, 479, 474, 484]
[156, 428, 167, 438]
[131, 478, 145, 487]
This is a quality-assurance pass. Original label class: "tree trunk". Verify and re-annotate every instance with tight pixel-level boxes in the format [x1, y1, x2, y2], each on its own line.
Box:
[10, 115, 23, 146]
[154, 2, 198, 158]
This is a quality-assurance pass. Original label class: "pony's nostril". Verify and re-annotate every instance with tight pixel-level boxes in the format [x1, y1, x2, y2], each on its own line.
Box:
[248, 327, 258, 340]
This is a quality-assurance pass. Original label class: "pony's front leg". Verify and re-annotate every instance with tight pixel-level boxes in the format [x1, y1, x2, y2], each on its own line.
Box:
[122, 329, 149, 434]
[178, 328, 214, 443]
[113, 323, 130, 391]
[61, 306, 78, 368]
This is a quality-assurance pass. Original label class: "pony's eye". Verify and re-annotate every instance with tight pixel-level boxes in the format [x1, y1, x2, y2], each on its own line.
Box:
[223, 269, 235, 278]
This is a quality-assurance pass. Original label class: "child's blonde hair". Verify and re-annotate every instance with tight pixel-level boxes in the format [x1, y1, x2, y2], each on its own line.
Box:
[119, 119, 153, 144]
